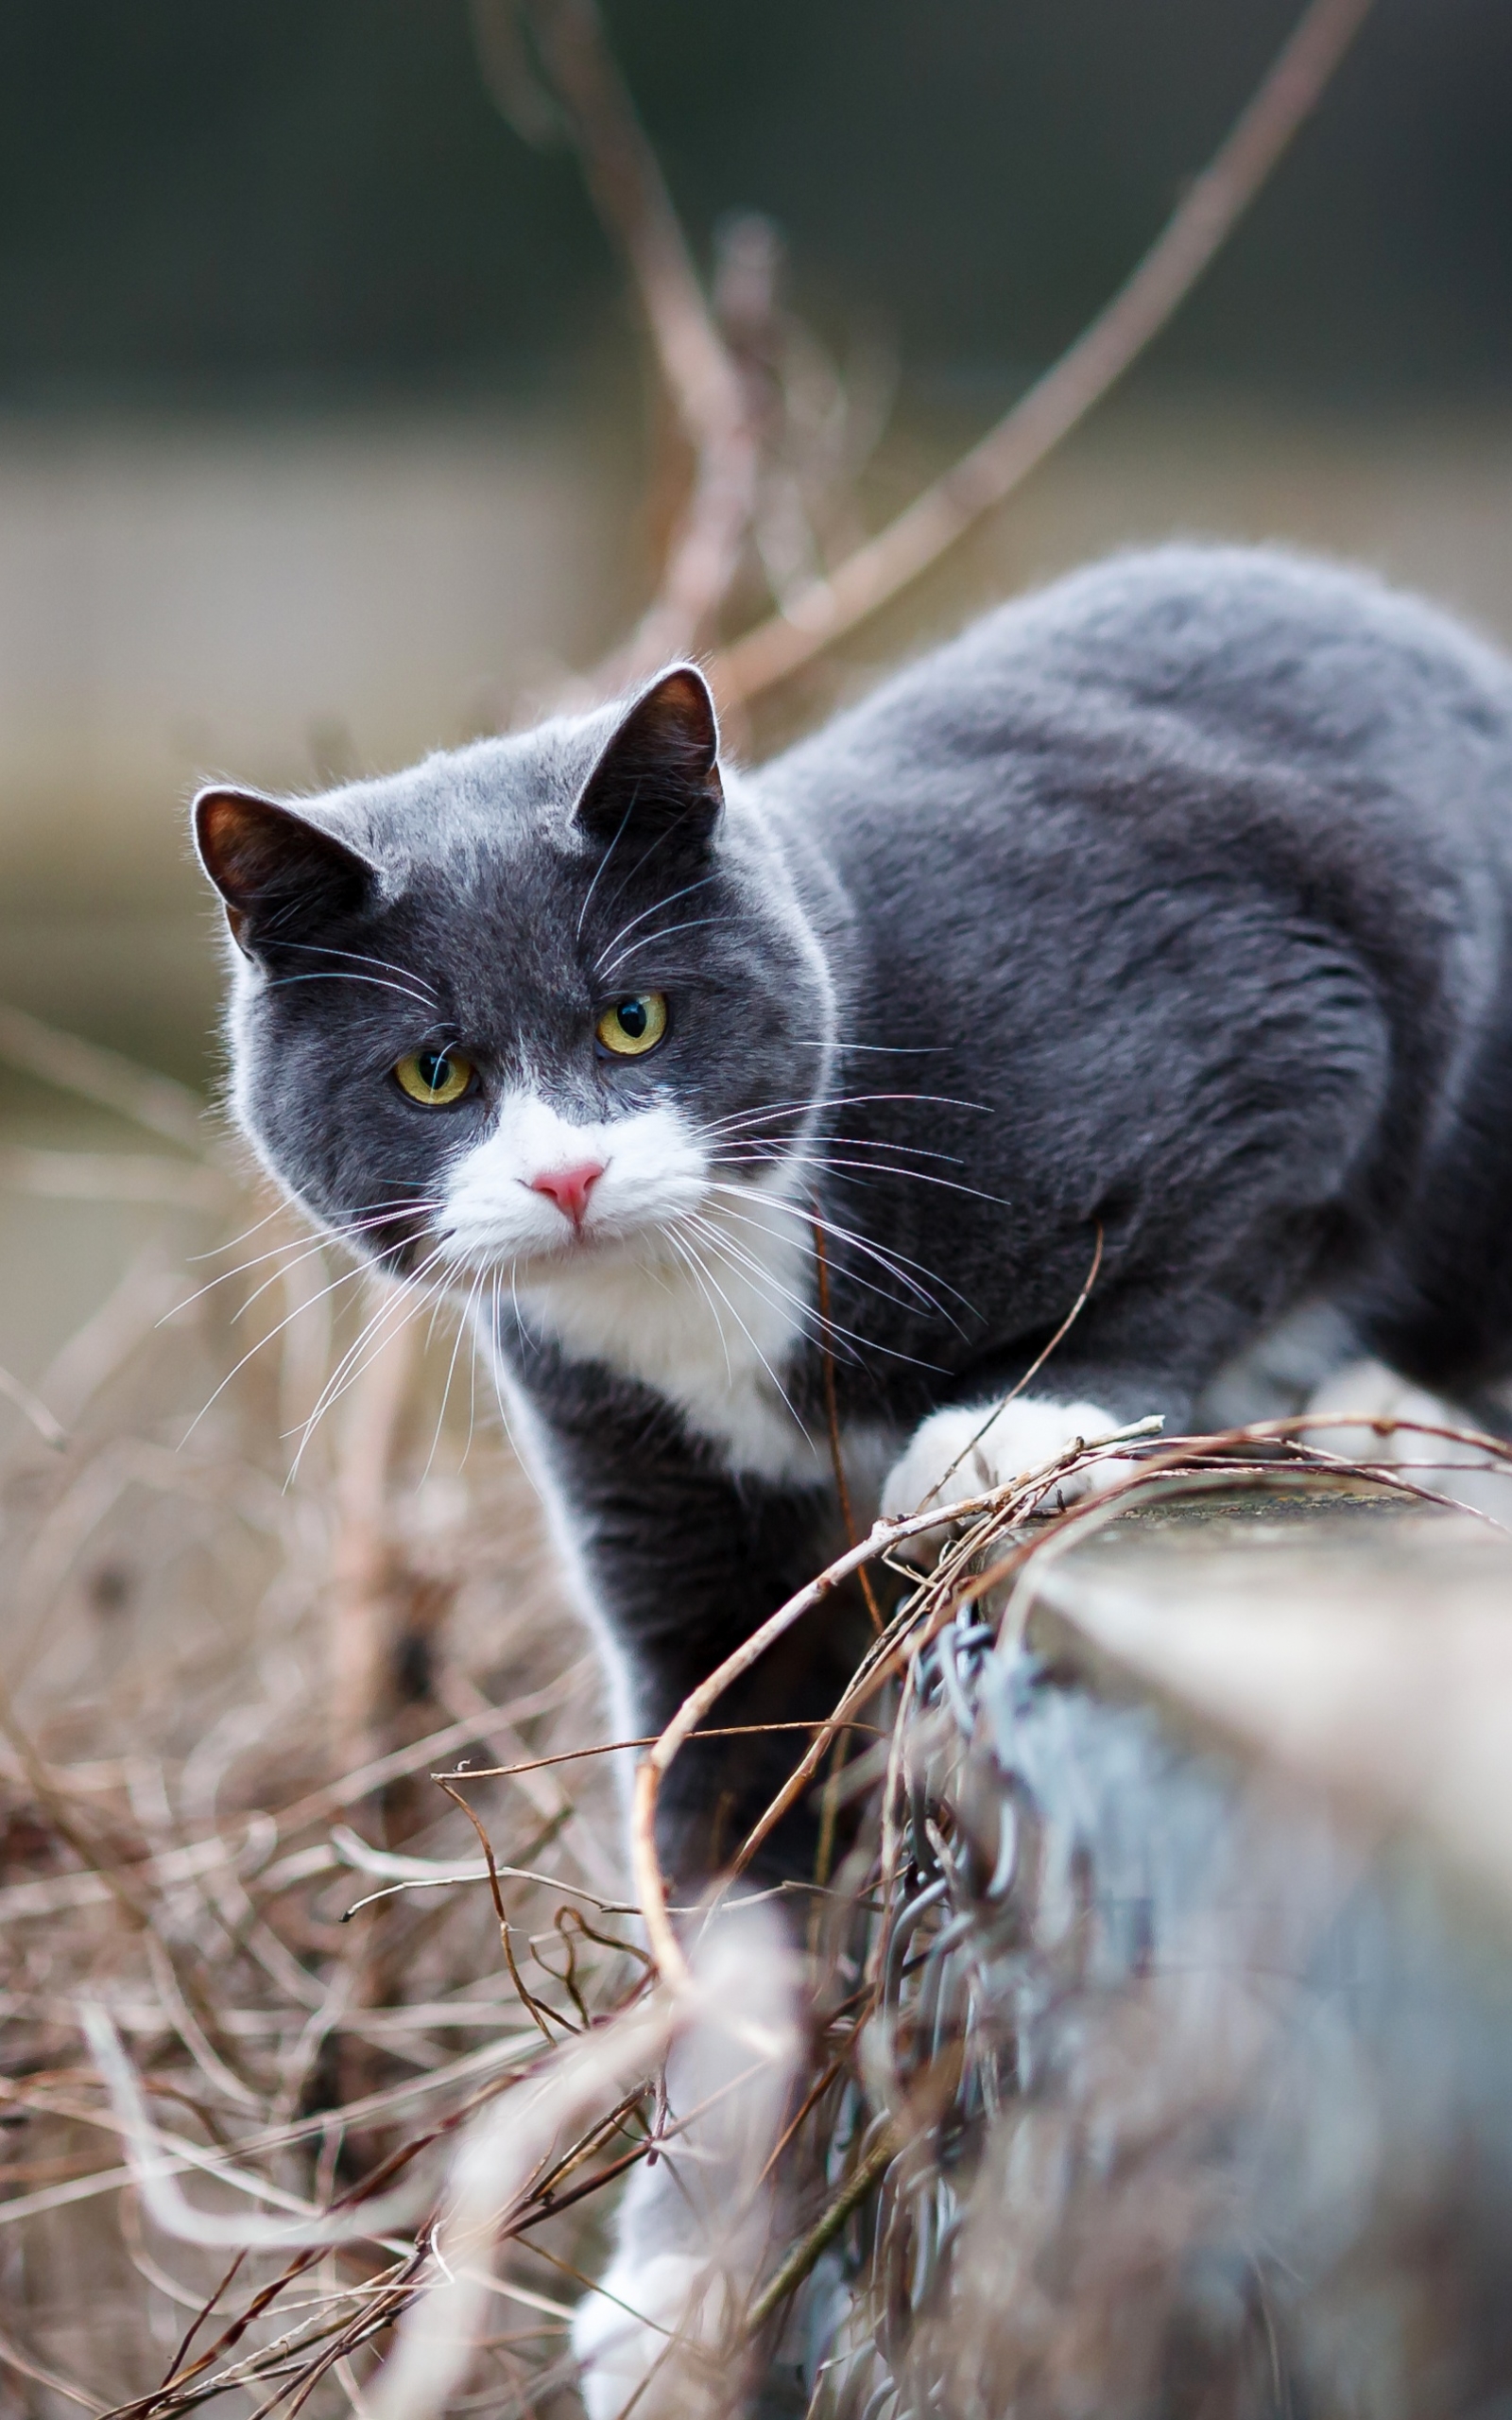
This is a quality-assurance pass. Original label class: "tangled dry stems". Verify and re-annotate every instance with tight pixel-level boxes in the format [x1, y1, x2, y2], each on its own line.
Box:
[3, 1065, 1504, 2419]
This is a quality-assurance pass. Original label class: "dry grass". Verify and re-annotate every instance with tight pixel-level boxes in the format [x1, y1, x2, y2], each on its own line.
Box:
[0, 1114, 651, 2418]
[7, 1033, 1512, 2419]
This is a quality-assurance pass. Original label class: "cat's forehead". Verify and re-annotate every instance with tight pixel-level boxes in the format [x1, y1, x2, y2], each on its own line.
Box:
[315, 710, 621, 883]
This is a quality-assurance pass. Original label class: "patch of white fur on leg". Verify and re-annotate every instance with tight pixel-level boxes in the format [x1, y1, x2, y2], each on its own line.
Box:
[572, 2254, 731, 2420]
[881, 1394, 1139, 1548]
[572, 1902, 800, 2420]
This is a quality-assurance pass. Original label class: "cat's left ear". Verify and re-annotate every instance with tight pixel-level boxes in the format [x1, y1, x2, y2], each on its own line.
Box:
[194, 786, 379, 958]
[574, 666, 724, 846]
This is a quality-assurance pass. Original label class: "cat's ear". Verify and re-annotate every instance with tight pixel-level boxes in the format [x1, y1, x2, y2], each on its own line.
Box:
[194, 788, 378, 958]
[574, 666, 724, 846]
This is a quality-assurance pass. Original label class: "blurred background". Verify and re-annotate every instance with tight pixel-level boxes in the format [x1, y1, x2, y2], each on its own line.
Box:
[0, 0, 1509, 1373]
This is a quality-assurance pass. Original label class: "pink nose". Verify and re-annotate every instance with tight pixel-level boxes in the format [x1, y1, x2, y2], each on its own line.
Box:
[529, 1161, 606, 1227]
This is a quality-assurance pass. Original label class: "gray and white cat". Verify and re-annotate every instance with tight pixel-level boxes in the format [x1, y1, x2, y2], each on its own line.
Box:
[197, 543, 1512, 2399]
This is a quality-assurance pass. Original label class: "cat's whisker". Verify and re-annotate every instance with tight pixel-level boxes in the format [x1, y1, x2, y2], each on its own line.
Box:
[424, 1259, 463, 1353]
[267, 939, 439, 1000]
[692, 1100, 826, 1139]
[288, 1267, 431, 1459]
[233, 1244, 366, 1330]
[465, 1270, 488, 1463]
[598, 915, 730, 978]
[679, 1202, 840, 1335]
[679, 1212, 866, 1372]
[216, 1201, 437, 1312]
[186, 1199, 295, 1262]
[663, 1227, 735, 1389]
[287, 1257, 456, 1479]
[661, 1222, 812, 1440]
[797, 1040, 949, 1055]
[694, 1087, 989, 1143]
[165, 1205, 404, 1320]
[673, 1226, 799, 1418]
[702, 1180, 971, 1323]
[167, 1231, 327, 1321]
[507, 1261, 537, 1364]
[479, 1266, 541, 1494]
[483, 1268, 526, 1478]
[713, 1131, 967, 1170]
[286, 1239, 455, 1471]
[575, 796, 638, 942]
[692, 1195, 929, 1333]
[591, 872, 718, 974]
[687, 1195, 890, 1336]
[263, 970, 440, 1012]
[793, 1132, 968, 1163]
[717, 1146, 1012, 1211]
[179, 1255, 374, 1445]
[226, 1204, 438, 1324]
[288, 1280, 441, 1481]
[687, 1201, 949, 1366]
[423, 1264, 488, 1482]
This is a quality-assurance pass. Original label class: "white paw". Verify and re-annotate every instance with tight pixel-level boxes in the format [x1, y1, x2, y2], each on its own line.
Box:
[1302, 1358, 1453, 1463]
[1302, 1358, 1512, 1521]
[574, 2251, 730, 2420]
[881, 1395, 1144, 1546]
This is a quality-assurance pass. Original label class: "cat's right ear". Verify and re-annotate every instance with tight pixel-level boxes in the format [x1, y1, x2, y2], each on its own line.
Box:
[573, 666, 724, 849]
[194, 789, 379, 959]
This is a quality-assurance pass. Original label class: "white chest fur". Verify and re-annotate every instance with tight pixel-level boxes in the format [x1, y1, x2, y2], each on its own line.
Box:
[515, 1188, 828, 1484]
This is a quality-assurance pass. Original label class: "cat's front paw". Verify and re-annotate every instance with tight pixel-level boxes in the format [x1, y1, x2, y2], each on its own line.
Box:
[881, 1395, 1144, 1548]
[574, 2251, 732, 2420]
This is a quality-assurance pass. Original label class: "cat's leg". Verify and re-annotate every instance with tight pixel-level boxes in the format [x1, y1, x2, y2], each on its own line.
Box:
[507, 1359, 850, 2414]
[571, 1903, 800, 2420]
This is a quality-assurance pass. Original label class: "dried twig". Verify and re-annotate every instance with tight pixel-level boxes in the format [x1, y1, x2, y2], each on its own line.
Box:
[630, 1475, 1044, 1990]
[633, 1409, 1512, 1991]
[746, 2123, 899, 2337]
[472, 0, 758, 678]
[0, 1357, 66, 1448]
[362, 1992, 675, 2420]
[712, 0, 1377, 707]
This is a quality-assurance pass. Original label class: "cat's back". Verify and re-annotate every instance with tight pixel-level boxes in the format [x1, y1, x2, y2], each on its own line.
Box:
[762, 544, 1512, 890]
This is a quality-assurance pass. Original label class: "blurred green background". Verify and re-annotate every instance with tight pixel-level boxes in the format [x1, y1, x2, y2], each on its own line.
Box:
[3, 0, 1507, 401]
[0, 0, 1509, 1381]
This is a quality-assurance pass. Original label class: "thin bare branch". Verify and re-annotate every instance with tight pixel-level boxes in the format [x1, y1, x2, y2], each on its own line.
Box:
[473, 0, 758, 678]
[712, 0, 1377, 708]
[0, 1358, 66, 1448]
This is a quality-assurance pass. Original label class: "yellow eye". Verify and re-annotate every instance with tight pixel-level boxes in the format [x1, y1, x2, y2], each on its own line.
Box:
[394, 1048, 475, 1106]
[595, 994, 667, 1058]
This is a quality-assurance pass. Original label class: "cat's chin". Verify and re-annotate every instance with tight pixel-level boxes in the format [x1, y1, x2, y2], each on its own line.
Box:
[488, 1222, 679, 1278]
[435, 1225, 690, 1305]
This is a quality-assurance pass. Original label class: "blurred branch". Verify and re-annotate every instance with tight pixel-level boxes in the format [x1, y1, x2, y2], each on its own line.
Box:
[0, 1361, 66, 1450]
[712, 0, 1378, 710]
[0, 999, 208, 1157]
[472, 0, 758, 678]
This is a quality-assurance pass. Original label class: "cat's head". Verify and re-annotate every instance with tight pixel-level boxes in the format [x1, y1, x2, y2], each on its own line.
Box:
[195, 667, 834, 1295]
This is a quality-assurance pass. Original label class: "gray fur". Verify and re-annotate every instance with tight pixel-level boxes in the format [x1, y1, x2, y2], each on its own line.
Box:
[198, 544, 1512, 1888]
